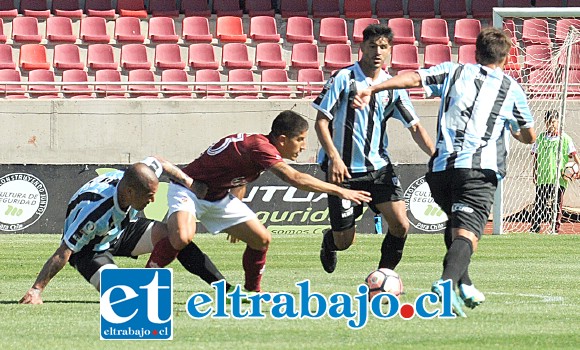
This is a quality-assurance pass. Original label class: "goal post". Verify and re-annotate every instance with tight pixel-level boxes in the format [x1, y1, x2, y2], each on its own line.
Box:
[492, 7, 580, 235]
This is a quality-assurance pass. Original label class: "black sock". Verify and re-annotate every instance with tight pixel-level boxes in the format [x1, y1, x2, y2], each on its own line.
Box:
[378, 231, 407, 270]
[444, 224, 472, 286]
[323, 229, 338, 251]
[441, 236, 473, 287]
[177, 242, 231, 291]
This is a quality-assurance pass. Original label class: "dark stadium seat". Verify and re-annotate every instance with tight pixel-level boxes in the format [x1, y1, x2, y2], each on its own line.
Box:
[148, 17, 179, 43]
[420, 18, 450, 45]
[62, 69, 93, 98]
[280, 0, 309, 18]
[388, 18, 416, 45]
[28, 69, 59, 98]
[0, 69, 26, 97]
[46, 16, 77, 43]
[213, 0, 243, 17]
[181, 0, 212, 17]
[501, 0, 532, 7]
[344, 0, 372, 19]
[216, 16, 247, 43]
[255, 43, 286, 69]
[375, 0, 404, 18]
[194, 69, 225, 98]
[95, 69, 125, 96]
[114, 16, 145, 43]
[261, 68, 292, 99]
[352, 18, 380, 43]
[0, 44, 15, 69]
[116, 0, 147, 18]
[245, 0, 275, 17]
[128, 69, 159, 98]
[407, 0, 435, 19]
[20, 0, 51, 18]
[182, 16, 213, 43]
[296, 68, 324, 97]
[87, 43, 118, 70]
[222, 42, 253, 69]
[319, 17, 348, 44]
[52, 0, 83, 18]
[12, 16, 42, 44]
[291, 43, 320, 69]
[312, 0, 340, 18]
[85, 0, 116, 18]
[470, 0, 496, 20]
[161, 69, 192, 98]
[390, 44, 420, 70]
[323, 43, 353, 71]
[155, 43, 186, 70]
[120, 43, 151, 70]
[53, 44, 85, 70]
[535, 0, 563, 6]
[80, 16, 111, 43]
[522, 19, 551, 46]
[188, 43, 219, 70]
[555, 19, 580, 44]
[454, 19, 481, 46]
[19, 44, 51, 70]
[149, 0, 179, 17]
[423, 44, 451, 68]
[458, 44, 476, 64]
[438, 0, 466, 19]
[250, 16, 281, 43]
[285, 16, 314, 43]
[227, 69, 259, 99]
[0, 0, 18, 18]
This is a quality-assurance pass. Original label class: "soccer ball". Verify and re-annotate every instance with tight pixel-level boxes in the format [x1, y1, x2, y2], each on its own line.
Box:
[562, 161, 579, 181]
[365, 268, 403, 301]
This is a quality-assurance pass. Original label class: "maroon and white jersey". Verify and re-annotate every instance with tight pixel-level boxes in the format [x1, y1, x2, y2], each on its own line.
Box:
[182, 133, 284, 201]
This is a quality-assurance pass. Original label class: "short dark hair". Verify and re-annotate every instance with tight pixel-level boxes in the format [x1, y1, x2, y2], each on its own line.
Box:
[362, 24, 393, 45]
[475, 27, 512, 65]
[544, 110, 559, 123]
[270, 110, 309, 138]
[122, 163, 158, 194]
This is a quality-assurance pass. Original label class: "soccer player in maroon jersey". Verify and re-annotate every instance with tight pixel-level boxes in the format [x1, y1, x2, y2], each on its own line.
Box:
[146, 110, 372, 292]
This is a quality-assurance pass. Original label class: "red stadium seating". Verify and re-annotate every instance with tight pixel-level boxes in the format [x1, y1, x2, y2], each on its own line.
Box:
[216, 16, 247, 43]
[117, 0, 147, 18]
[0, 44, 14, 69]
[120, 43, 151, 70]
[458, 44, 476, 64]
[454, 19, 481, 46]
[222, 42, 253, 69]
[52, 0, 83, 18]
[87, 43, 118, 70]
[319, 17, 348, 44]
[297, 68, 324, 96]
[280, 0, 309, 17]
[255, 43, 286, 69]
[261, 69, 292, 98]
[12, 16, 42, 43]
[501, 0, 532, 7]
[522, 19, 551, 46]
[250, 16, 281, 43]
[0, 18, 7, 42]
[523, 45, 552, 71]
[408, 0, 435, 19]
[527, 69, 558, 99]
[503, 19, 517, 45]
[566, 69, 580, 99]
[53, 44, 85, 70]
[535, 0, 562, 6]
[285, 16, 314, 44]
[245, 0, 275, 17]
[181, 0, 211, 17]
[194, 69, 225, 98]
[95, 69, 125, 96]
[375, 0, 404, 18]
[558, 44, 580, 70]
[555, 19, 580, 44]
[504, 46, 521, 71]
[148, 17, 179, 43]
[161, 69, 192, 98]
[344, 0, 372, 19]
[182, 16, 213, 43]
[155, 43, 186, 70]
[291, 43, 320, 69]
[19, 44, 51, 70]
[62, 69, 93, 98]
[388, 18, 416, 45]
[323, 43, 352, 71]
[114, 17, 145, 43]
[420, 18, 450, 45]
[470, 0, 496, 20]
[390, 44, 420, 70]
[0, 69, 26, 97]
[20, 0, 50, 18]
[439, 0, 466, 19]
[149, 0, 179, 17]
[46, 16, 77, 43]
[80, 16, 110, 43]
[312, 0, 340, 18]
[352, 18, 380, 43]
[213, 0, 243, 17]
[227, 69, 259, 99]
[188, 43, 219, 70]
[128, 69, 159, 98]
[85, 0, 115, 18]
[28, 69, 59, 98]
[0, 0, 18, 18]
[423, 44, 451, 68]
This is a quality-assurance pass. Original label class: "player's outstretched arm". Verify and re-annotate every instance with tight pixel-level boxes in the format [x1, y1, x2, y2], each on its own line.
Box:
[269, 162, 371, 205]
[315, 112, 351, 184]
[151, 155, 208, 199]
[510, 126, 536, 145]
[352, 71, 423, 109]
[19, 242, 73, 305]
[408, 122, 435, 156]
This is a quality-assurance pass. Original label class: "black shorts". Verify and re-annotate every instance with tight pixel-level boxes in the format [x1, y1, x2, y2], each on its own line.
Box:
[327, 164, 404, 231]
[68, 217, 154, 283]
[425, 169, 497, 239]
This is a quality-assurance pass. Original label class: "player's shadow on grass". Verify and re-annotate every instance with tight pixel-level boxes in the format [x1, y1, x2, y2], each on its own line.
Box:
[0, 300, 99, 304]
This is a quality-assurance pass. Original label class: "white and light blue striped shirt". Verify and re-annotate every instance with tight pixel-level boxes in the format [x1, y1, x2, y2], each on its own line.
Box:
[418, 62, 534, 178]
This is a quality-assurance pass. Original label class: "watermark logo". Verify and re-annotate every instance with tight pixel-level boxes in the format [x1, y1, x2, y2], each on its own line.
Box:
[0, 173, 48, 232]
[186, 280, 457, 330]
[100, 268, 173, 340]
[404, 176, 447, 232]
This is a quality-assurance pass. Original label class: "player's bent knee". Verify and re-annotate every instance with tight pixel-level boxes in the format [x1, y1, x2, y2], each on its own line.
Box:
[333, 228, 355, 250]
[89, 264, 118, 291]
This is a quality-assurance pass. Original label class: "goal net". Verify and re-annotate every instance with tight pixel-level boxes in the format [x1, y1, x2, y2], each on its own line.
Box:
[493, 7, 580, 234]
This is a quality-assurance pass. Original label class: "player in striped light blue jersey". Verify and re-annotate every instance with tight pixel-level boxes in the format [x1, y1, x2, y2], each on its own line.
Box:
[354, 27, 536, 317]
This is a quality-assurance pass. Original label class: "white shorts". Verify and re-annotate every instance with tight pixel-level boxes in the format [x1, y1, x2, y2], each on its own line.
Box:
[167, 182, 257, 234]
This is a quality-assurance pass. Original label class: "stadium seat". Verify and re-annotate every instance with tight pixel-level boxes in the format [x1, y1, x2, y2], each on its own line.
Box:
[291, 43, 320, 69]
[12, 16, 42, 44]
[0, 0, 18, 18]
[527, 69, 558, 99]
[420, 18, 450, 45]
[261, 68, 292, 98]
[523, 44, 552, 71]
[148, 17, 179, 43]
[439, 0, 466, 19]
[161, 69, 192, 98]
[46, 16, 77, 43]
[296, 68, 324, 97]
[555, 19, 580, 44]
[180, 0, 212, 17]
[194, 69, 225, 98]
[222, 42, 253, 69]
[154, 43, 186, 70]
[188, 43, 219, 70]
[319, 17, 348, 45]
[470, 0, 495, 20]
[114, 17, 145, 43]
[213, 0, 243, 17]
[0, 44, 15, 69]
[398, 69, 424, 99]
[87, 43, 118, 70]
[245, 0, 275, 17]
[62, 69, 93, 98]
[0, 18, 7, 42]
[501, 0, 532, 7]
[182, 16, 213, 43]
[53, 44, 85, 70]
[558, 44, 580, 70]
[504, 46, 521, 71]
[250, 16, 281, 43]
[20, 0, 50, 18]
[255, 43, 286, 69]
[408, 0, 435, 19]
[149, 0, 179, 17]
[280, 0, 309, 17]
[522, 19, 551, 46]
[80, 17, 110, 43]
[323, 43, 352, 71]
[344, 0, 372, 19]
[227, 69, 259, 99]
[95, 69, 125, 96]
[216, 16, 247, 43]
[120, 43, 151, 70]
[128, 69, 159, 98]
[19, 44, 51, 70]
[28, 69, 59, 98]
[535, 0, 562, 6]
[388, 18, 416, 45]
[503, 19, 517, 45]
[504, 67, 522, 83]
[0, 69, 26, 97]
[390, 44, 420, 70]
[458, 44, 476, 64]
[423, 44, 451, 68]
[454, 19, 481, 46]
[117, 0, 147, 18]
[52, 0, 83, 18]
[85, 0, 116, 18]
[566, 69, 580, 99]
[285, 16, 314, 44]
[352, 18, 380, 43]
[312, 0, 340, 18]
[375, 0, 404, 18]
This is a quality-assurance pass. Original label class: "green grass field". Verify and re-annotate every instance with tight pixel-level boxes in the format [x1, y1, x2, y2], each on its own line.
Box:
[0, 233, 578, 350]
